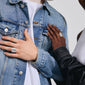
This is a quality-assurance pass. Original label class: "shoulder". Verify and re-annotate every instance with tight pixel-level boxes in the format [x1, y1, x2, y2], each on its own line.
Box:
[45, 2, 67, 30]
[47, 2, 66, 22]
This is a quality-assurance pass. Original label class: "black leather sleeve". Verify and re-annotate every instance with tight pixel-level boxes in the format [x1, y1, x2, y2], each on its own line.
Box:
[53, 47, 84, 78]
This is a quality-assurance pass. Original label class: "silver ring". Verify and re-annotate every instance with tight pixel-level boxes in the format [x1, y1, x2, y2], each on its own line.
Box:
[11, 48, 16, 53]
[59, 32, 63, 37]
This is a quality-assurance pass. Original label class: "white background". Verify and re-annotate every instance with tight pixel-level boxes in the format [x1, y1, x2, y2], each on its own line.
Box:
[48, 0, 85, 85]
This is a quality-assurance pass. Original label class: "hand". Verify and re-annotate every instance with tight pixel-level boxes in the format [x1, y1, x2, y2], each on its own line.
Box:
[47, 24, 66, 50]
[0, 29, 38, 61]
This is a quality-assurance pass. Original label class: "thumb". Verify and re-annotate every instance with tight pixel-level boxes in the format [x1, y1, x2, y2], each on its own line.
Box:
[24, 29, 30, 41]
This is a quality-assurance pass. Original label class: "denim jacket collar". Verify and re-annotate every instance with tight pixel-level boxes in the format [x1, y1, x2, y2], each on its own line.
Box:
[43, 2, 51, 15]
[9, 0, 51, 14]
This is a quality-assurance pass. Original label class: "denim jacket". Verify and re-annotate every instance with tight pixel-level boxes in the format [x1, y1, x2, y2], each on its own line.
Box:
[0, 0, 68, 85]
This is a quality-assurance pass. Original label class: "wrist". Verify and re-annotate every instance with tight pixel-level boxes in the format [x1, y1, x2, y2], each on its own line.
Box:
[53, 47, 69, 58]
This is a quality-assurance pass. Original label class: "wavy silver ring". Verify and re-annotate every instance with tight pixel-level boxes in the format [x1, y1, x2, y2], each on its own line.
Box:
[11, 47, 16, 53]
[59, 32, 63, 37]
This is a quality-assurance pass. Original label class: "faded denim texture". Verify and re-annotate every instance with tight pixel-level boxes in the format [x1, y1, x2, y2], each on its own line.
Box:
[0, 0, 68, 85]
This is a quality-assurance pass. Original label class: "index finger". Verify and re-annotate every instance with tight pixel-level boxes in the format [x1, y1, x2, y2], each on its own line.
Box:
[2, 36, 19, 43]
[52, 25, 60, 33]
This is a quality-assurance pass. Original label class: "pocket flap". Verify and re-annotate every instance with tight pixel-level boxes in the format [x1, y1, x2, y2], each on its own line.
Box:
[0, 22, 18, 36]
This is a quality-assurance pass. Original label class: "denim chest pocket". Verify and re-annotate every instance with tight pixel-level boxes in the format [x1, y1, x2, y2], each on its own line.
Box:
[0, 22, 18, 37]
[33, 25, 51, 50]
[42, 27, 63, 50]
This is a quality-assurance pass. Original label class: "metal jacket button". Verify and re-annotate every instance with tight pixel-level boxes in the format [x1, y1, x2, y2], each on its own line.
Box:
[19, 71, 23, 75]
[4, 27, 8, 32]
[25, 20, 28, 25]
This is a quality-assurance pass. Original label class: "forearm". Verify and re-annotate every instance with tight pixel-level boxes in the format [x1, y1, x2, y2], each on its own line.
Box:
[32, 48, 63, 81]
[53, 47, 84, 77]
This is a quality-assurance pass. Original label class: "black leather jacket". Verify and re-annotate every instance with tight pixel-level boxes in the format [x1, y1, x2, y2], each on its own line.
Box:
[53, 47, 85, 85]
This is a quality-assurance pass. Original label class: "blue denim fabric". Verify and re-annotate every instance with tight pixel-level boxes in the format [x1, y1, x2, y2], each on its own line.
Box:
[0, 0, 68, 85]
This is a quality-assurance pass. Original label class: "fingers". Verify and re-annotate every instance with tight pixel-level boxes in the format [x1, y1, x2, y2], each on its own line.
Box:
[47, 26, 53, 36]
[4, 52, 18, 57]
[47, 24, 66, 49]
[47, 26, 57, 40]
[47, 32, 53, 40]
[0, 41, 16, 47]
[24, 29, 29, 41]
[47, 24, 60, 40]
[0, 45, 11, 51]
[52, 24, 60, 33]
[0, 45, 18, 52]
[0, 40, 17, 52]
[47, 24, 65, 41]
[52, 25, 65, 39]
[2, 36, 19, 43]
[0, 45, 19, 57]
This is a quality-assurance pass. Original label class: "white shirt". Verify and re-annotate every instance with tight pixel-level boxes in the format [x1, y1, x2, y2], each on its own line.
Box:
[72, 28, 85, 65]
[23, 0, 42, 85]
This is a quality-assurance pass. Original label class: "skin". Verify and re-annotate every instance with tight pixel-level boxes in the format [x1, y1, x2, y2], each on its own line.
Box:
[47, 24, 66, 50]
[30, 0, 45, 4]
[41, 0, 45, 4]
[47, 0, 85, 50]
[30, 0, 41, 4]
[0, 0, 46, 61]
[0, 0, 84, 61]
[0, 29, 38, 61]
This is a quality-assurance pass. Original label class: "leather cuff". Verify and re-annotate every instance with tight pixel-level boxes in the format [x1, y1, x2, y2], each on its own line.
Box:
[53, 47, 70, 59]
